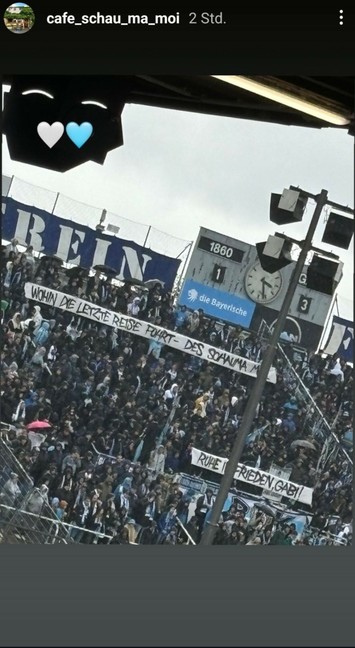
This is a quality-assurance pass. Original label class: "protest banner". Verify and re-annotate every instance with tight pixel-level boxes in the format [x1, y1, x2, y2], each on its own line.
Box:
[262, 463, 292, 503]
[24, 283, 277, 383]
[191, 447, 313, 505]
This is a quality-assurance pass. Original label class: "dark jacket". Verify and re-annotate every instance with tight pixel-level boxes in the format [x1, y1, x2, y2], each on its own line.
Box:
[139, 526, 159, 545]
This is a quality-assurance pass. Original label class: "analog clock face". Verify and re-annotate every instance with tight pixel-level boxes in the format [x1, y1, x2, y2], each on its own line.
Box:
[244, 262, 283, 303]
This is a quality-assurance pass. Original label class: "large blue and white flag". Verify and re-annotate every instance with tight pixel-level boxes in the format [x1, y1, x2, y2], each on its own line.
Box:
[323, 315, 354, 362]
[2, 197, 181, 290]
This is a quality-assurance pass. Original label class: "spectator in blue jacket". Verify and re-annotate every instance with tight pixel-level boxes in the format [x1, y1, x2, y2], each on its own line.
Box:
[157, 504, 177, 543]
[281, 413, 297, 435]
[283, 396, 299, 414]
[174, 305, 188, 330]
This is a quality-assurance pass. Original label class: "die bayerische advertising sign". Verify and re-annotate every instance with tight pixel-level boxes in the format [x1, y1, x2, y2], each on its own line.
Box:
[179, 278, 256, 327]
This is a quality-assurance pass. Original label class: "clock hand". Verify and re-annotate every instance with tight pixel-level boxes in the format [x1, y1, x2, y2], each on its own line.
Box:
[261, 278, 273, 289]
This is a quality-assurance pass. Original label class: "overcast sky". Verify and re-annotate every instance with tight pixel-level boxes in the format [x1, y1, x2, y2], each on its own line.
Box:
[2, 95, 353, 321]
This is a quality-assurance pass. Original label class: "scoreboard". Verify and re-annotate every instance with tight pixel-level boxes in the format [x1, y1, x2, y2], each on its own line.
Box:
[178, 227, 339, 351]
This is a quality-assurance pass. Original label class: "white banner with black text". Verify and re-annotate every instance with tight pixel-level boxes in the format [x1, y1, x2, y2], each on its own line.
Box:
[191, 448, 313, 505]
[24, 283, 277, 382]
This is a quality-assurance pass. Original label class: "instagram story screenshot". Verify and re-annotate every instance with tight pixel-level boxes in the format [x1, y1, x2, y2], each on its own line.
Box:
[0, 3, 354, 647]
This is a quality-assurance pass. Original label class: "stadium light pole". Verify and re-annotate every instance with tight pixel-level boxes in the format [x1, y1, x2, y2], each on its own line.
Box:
[200, 188, 330, 545]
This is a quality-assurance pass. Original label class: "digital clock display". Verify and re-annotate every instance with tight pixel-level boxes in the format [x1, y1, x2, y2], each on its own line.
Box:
[197, 236, 245, 263]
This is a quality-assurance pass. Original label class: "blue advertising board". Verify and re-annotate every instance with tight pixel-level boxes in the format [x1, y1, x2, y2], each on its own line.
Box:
[179, 279, 255, 327]
[2, 197, 180, 290]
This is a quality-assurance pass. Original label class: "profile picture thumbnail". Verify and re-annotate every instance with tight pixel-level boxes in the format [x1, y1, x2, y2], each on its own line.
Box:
[4, 2, 35, 34]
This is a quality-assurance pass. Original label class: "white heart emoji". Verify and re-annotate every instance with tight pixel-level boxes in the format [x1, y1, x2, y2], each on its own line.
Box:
[37, 122, 64, 149]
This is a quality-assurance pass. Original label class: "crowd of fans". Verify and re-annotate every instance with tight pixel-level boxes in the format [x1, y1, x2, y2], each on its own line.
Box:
[0, 239, 353, 545]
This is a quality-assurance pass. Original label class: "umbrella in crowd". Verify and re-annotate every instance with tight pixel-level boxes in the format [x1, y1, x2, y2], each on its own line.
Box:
[26, 420, 52, 430]
[40, 255, 63, 265]
[65, 266, 88, 278]
[254, 501, 277, 517]
[144, 279, 165, 289]
[93, 264, 118, 276]
[291, 439, 317, 451]
[123, 277, 146, 287]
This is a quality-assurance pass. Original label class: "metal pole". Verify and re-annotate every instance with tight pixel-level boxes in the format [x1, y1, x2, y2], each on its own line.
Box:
[7, 174, 15, 197]
[172, 242, 193, 304]
[177, 241, 192, 281]
[142, 225, 152, 249]
[200, 189, 329, 545]
[51, 192, 60, 215]
[177, 241, 193, 260]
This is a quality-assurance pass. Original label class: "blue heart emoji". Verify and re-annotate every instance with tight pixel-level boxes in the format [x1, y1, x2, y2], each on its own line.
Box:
[66, 122, 93, 148]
